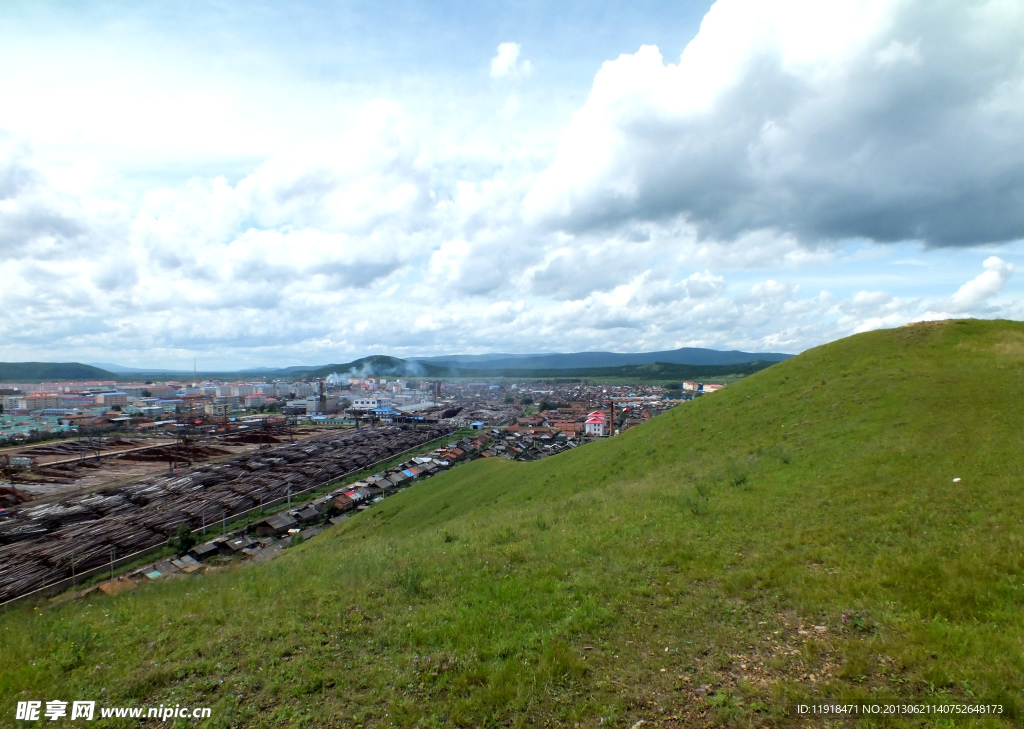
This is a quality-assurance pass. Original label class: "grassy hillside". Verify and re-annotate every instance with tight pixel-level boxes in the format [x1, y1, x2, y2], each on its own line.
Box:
[2, 319, 1023, 727]
[0, 362, 118, 382]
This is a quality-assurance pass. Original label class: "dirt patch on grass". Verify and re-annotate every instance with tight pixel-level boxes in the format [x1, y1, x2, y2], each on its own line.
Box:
[991, 330, 1024, 358]
[612, 613, 854, 728]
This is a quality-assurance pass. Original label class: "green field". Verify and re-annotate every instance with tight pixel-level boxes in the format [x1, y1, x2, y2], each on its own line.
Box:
[2, 319, 1022, 727]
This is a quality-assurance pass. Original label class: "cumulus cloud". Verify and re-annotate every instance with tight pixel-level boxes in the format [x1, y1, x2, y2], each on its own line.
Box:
[490, 42, 532, 79]
[945, 256, 1014, 312]
[838, 255, 1016, 331]
[683, 271, 726, 300]
[2, 3, 1022, 368]
[237, 100, 433, 235]
[526, 0, 1024, 247]
[0, 135, 95, 261]
[0, 101, 444, 364]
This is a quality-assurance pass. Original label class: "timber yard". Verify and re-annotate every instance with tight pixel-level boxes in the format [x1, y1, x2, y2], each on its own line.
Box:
[0, 373, 713, 606]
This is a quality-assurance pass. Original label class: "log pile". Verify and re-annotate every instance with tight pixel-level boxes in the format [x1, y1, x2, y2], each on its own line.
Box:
[0, 424, 452, 603]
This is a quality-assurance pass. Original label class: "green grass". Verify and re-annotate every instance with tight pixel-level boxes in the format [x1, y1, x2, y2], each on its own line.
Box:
[2, 319, 1023, 727]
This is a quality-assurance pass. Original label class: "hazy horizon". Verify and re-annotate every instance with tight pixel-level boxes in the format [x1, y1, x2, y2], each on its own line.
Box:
[78, 343, 795, 374]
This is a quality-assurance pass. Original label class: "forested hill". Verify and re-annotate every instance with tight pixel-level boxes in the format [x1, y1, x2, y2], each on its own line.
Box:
[0, 362, 118, 382]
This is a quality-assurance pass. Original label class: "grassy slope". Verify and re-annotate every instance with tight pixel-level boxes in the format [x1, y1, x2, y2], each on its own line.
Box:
[2, 319, 1023, 727]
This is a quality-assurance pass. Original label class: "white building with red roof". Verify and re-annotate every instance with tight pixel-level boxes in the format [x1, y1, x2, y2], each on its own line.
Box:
[584, 411, 609, 437]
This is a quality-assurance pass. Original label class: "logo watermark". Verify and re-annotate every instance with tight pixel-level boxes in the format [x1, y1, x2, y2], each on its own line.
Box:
[16, 701, 211, 722]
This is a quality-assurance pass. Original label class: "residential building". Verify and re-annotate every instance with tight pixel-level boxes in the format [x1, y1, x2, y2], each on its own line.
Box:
[2, 395, 27, 411]
[25, 394, 62, 410]
[95, 392, 129, 407]
[584, 411, 609, 437]
[147, 386, 179, 399]
[204, 402, 228, 417]
[245, 394, 268, 408]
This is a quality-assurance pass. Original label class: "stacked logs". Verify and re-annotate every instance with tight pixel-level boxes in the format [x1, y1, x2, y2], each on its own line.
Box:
[0, 425, 453, 603]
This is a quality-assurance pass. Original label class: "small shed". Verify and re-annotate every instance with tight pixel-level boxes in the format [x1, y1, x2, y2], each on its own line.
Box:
[311, 495, 334, 512]
[353, 487, 375, 501]
[218, 535, 254, 556]
[387, 472, 410, 488]
[252, 512, 299, 537]
[188, 541, 220, 562]
[171, 555, 201, 573]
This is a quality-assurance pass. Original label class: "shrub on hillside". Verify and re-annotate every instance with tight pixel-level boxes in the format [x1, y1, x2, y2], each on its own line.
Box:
[172, 523, 197, 555]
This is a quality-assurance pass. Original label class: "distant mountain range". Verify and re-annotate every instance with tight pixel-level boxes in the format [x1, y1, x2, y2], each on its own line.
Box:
[86, 346, 792, 377]
[0, 347, 794, 383]
[89, 362, 324, 376]
[412, 347, 792, 371]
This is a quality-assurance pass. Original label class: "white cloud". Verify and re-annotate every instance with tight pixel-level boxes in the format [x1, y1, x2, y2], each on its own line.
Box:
[490, 42, 532, 79]
[875, 39, 922, 67]
[851, 290, 893, 307]
[236, 100, 432, 235]
[2, 2, 1023, 368]
[683, 271, 725, 300]
[836, 256, 1017, 332]
[525, 0, 1024, 247]
[946, 256, 1014, 313]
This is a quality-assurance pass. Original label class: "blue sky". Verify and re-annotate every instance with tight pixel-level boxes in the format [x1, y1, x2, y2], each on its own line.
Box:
[1, 0, 1022, 368]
